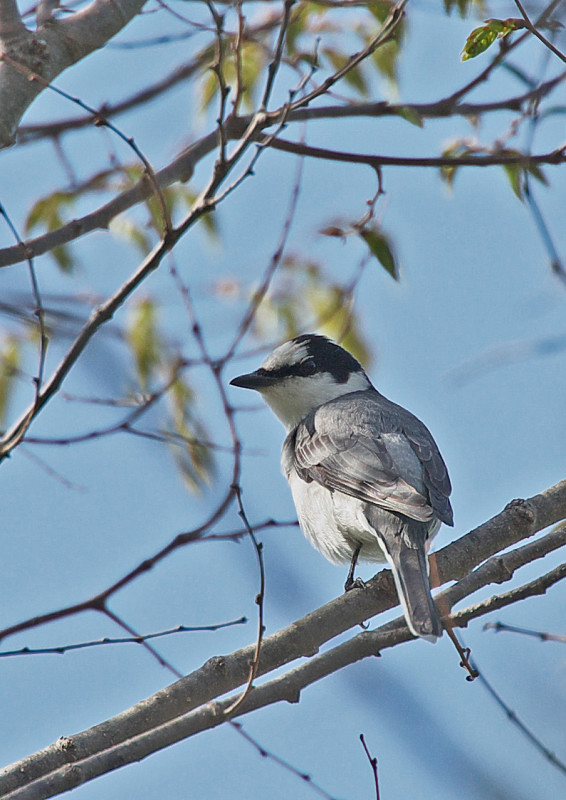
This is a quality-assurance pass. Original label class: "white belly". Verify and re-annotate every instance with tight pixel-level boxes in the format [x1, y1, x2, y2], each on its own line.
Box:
[287, 469, 387, 565]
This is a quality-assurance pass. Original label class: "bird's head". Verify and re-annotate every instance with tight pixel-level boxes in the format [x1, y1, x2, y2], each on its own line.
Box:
[230, 334, 372, 429]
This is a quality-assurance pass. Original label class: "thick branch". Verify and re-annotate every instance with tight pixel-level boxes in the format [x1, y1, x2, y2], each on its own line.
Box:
[1, 479, 564, 799]
[0, 125, 224, 268]
[0, 0, 147, 147]
[0, 0, 26, 38]
[3, 558, 565, 800]
[52, 556, 565, 798]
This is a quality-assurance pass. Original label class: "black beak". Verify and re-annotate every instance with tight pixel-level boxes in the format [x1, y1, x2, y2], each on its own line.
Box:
[230, 370, 274, 390]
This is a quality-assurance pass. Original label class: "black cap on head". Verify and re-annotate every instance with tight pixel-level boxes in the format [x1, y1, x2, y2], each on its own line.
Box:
[229, 334, 365, 390]
[291, 334, 363, 384]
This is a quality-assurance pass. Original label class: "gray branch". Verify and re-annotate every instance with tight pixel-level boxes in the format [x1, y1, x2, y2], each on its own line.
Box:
[0, 0, 147, 147]
[0, 0, 27, 38]
[0, 479, 564, 800]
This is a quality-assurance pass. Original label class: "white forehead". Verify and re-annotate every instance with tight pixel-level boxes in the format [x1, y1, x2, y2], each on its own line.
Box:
[261, 339, 310, 370]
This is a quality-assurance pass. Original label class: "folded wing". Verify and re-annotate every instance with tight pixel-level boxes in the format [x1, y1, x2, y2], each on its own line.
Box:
[289, 390, 453, 527]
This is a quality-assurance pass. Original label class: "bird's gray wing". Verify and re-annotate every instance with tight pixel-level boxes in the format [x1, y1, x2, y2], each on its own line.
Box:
[290, 391, 453, 526]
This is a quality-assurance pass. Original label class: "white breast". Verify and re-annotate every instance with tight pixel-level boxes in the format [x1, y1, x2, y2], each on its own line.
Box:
[286, 468, 387, 566]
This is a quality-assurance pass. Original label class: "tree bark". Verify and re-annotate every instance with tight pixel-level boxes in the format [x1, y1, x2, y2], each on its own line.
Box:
[0, 0, 148, 147]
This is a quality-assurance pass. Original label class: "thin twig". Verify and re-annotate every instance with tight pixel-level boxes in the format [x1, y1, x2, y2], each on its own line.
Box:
[229, 721, 341, 800]
[263, 134, 566, 169]
[222, 136, 305, 363]
[260, 0, 296, 110]
[471, 654, 566, 776]
[360, 734, 380, 800]
[484, 620, 566, 643]
[102, 607, 183, 677]
[224, 484, 266, 716]
[206, 0, 230, 163]
[0, 618, 247, 658]
[232, 1, 245, 114]
[0, 202, 48, 446]
[514, 0, 566, 64]
[165, 261, 266, 716]
[0, 51, 172, 234]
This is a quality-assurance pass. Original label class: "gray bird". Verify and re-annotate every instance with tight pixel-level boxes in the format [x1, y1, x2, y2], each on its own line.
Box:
[230, 334, 453, 641]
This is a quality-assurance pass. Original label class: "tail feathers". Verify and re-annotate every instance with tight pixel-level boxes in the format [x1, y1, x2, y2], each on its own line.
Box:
[365, 509, 442, 642]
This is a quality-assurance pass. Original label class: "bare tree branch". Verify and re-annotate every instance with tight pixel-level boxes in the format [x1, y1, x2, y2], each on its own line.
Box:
[0, 0, 148, 147]
[264, 136, 566, 170]
[0, 0, 27, 38]
[1, 479, 564, 800]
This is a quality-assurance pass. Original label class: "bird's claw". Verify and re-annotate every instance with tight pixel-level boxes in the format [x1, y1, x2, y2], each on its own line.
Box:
[344, 576, 366, 592]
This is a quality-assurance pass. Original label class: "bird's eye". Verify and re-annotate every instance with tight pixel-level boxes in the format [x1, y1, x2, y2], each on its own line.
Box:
[298, 359, 317, 376]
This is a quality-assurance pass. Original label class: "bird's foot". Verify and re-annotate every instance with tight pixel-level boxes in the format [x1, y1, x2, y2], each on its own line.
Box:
[344, 576, 366, 592]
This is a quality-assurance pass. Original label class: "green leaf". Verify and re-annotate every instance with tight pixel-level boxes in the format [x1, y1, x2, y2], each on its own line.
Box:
[0, 336, 21, 427]
[168, 376, 214, 492]
[502, 155, 549, 201]
[110, 215, 152, 254]
[461, 23, 499, 60]
[25, 191, 73, 233]
[201, 40, 265, 112]
[286, 4, 315, 56]
[368, 1, 398, 24]
[371, 37, 402, 86]
[394, 105, 423, 128]
[25, 192, 77, 272]
[444, 0, 486, 17]
[439, 141, 472, 188]
[339, 327, 372, 370]
[51, 245, 74, 273]
[503, 163, 523, 200]
[324, 49, 368, 97]
[527, 162, 548, 187]
[200, 70, 221, 112]
[305, 283, 372, 367]
[461, 18, 524, 61]
[177, 187, 219, 240]
[126, 298, 163, 391]
[359, 226, 398, 279]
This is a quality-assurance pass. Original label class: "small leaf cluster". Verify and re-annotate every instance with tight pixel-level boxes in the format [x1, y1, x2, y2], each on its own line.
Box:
[196, 0, 407, 115]
[439, 140, 548, 200]
[126, 298, 214, 491]
[238, 256, 371, 368]
[0, 335, 21, 429]
[25, 167, 217, 272]
[320, 221, 398, 280]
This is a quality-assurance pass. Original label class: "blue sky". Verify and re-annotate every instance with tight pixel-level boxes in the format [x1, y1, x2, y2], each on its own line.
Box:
[1, 3, 565, 799]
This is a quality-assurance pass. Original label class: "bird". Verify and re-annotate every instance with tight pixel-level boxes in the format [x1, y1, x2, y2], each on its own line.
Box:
[230, 333, 453, 642]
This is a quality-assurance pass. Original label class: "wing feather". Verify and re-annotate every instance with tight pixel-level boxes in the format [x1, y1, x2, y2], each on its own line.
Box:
[290, 390, 453, 526]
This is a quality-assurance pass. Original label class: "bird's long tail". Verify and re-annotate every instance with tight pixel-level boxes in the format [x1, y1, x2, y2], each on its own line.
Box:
[365, 509, 442, 642]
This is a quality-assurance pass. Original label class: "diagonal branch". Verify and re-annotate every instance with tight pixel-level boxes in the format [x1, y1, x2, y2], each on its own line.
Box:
[514, 0, 566, 64]
[1, 479, 564, 799]
[2, 546, 565, 800]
